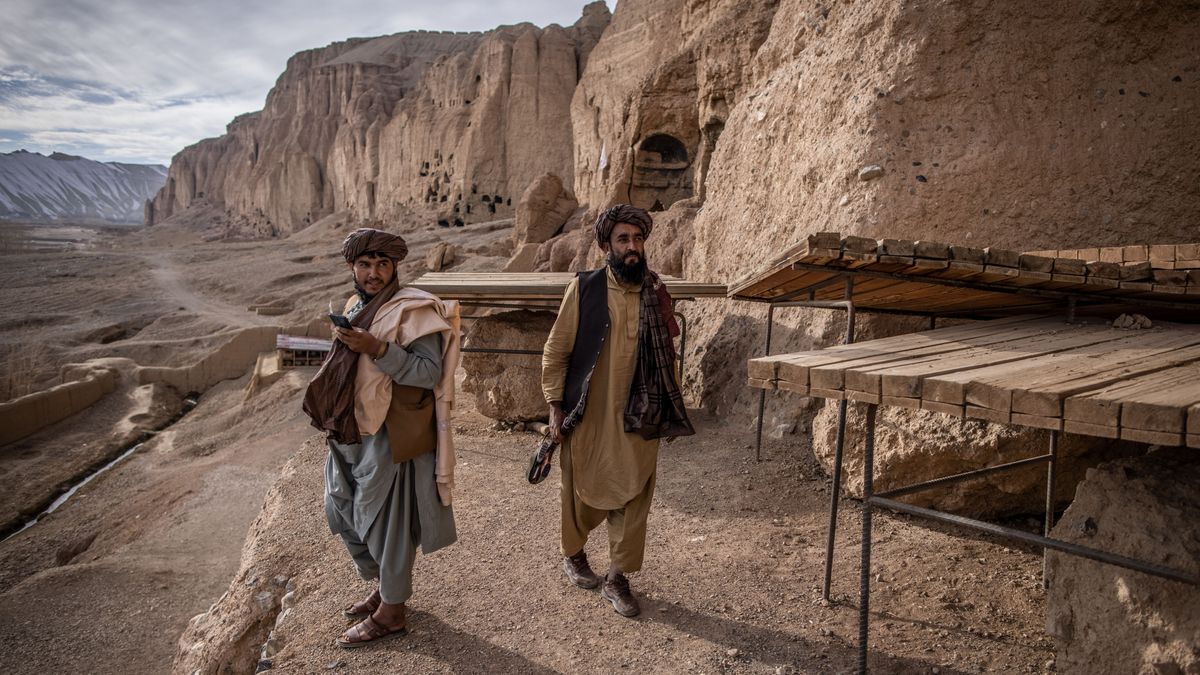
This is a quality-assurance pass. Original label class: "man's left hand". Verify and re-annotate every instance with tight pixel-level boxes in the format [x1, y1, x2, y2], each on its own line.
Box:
[335, 327, 384, 355]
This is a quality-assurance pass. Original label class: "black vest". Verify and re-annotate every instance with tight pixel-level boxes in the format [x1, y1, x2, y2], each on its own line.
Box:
[562, 269, 611, 414]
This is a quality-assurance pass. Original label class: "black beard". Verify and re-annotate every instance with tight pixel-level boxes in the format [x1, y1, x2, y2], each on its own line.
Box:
[607, 250, 647, 285]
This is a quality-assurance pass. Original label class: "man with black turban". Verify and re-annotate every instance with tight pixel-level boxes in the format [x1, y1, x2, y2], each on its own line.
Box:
[303, 227, 461, 647]
[541, 205, 694, 618]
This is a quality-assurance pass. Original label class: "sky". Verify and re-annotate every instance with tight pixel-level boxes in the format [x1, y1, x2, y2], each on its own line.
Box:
[0, 0, 612, 166]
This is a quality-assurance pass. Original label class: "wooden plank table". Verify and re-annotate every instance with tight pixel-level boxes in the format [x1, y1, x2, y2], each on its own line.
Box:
[745, 316, 1200, 674]
[729, 232, 1200, 318]
[408, 272, 725, 380]
[412, 272, 726, 301]
[747, 318, 1200, 448]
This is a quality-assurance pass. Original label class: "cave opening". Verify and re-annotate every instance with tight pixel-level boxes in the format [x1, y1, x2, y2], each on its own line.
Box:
[631, 133, 693, 212]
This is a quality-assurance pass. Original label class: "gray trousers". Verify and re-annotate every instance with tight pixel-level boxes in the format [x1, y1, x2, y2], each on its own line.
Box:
[325, 429, 455, 605]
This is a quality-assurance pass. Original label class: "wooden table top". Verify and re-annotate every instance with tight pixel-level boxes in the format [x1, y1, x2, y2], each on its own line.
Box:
[747, 315, 1200, 448]
[729, 232, 1200, 321]
[411, 272, 727, 301]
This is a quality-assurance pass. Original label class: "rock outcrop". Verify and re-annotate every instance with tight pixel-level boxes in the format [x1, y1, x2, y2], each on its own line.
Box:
[150, 4, 611, 235]
[460, 310, 557, 421]
[1045, 451, 1200, 675]
[810, 402, 1143, 517]
[425, 241, 456, 271]
[513, 173, 578, 246]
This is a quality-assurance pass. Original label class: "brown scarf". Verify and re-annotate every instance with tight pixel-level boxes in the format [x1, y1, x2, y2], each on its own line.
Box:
[302, 275, 399, 444]
[623, 270, 694, 440]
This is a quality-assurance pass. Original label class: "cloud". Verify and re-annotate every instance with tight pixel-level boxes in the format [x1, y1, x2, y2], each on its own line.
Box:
[0, 0, 612, 165]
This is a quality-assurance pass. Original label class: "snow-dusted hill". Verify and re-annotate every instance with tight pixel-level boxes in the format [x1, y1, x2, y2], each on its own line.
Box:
[0, 150, 167, 224]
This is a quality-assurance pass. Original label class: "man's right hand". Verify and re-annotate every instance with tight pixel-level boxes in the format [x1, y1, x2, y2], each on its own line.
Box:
[548, 402, 564, 443]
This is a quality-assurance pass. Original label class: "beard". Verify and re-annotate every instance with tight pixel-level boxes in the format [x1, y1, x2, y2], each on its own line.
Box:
[607, 249, 647, 286]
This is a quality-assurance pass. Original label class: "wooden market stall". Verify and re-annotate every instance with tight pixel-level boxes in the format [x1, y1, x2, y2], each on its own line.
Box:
[734, 232, 1200, 674]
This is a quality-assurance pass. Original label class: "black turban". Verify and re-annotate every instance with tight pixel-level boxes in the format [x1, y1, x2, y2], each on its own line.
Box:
[341, 228, 408, 263]
[593, 204, 653, 247]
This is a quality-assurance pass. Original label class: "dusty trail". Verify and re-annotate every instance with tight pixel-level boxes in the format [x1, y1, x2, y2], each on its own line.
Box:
[143, 251, 278, 326]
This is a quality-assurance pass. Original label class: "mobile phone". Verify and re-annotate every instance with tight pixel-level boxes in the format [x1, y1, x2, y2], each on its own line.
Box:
[328, 313, 353, 329]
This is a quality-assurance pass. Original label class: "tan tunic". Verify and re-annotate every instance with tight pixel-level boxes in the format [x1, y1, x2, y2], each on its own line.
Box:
[542, 267, 659, 510]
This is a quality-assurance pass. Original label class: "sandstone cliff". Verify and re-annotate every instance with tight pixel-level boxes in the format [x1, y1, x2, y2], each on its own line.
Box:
[150, 4, 610, 235]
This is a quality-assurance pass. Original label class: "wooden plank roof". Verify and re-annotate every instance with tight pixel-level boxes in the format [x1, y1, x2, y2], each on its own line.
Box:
[747, 317, 1200, 448]
[411, 272, 727, 301]
[729, 232, 1200, 320]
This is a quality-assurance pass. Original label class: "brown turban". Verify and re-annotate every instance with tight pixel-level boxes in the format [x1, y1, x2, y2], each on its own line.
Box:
[593, 204, 653, 247]
[341, 228, 409, 263]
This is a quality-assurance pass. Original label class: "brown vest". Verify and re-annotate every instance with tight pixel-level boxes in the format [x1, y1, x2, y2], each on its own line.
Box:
[345, 295, 437, 463]
[385, 383, 437, 463]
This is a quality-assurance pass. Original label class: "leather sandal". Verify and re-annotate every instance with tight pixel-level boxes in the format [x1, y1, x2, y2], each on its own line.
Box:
[336, 615, 408, 649]
[342, 589, 381, 619]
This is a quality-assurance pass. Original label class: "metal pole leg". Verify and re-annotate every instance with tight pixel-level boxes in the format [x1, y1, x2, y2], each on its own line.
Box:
[824, 279, 856, 600]
[1043, 429, 1059, 588]
[754, 304, 775, 462]
[858, 404, 877, 675]
[823, 401, 847, 600]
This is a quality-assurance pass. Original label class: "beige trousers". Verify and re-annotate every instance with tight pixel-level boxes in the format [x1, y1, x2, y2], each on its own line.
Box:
[559, 440, 657, 573]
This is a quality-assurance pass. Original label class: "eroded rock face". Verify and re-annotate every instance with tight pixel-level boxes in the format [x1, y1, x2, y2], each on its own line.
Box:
[152, 4, 612, 235]
[680, 0, 1200, 416]
[561, 0, 1200, 513]
[461, 310, 557, 421]
[514, 173, 578, 246]
[1045, 451, 1200, 675]
[571, 0, 778, 212]
[503, 242, 542, 272]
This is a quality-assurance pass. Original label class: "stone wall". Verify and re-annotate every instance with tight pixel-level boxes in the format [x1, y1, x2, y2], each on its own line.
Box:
[138, 327, 283, 394]
[0, 367, 117, 446]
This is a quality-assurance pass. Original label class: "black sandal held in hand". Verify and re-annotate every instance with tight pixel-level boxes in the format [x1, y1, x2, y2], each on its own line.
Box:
[527, 437, 557, 484]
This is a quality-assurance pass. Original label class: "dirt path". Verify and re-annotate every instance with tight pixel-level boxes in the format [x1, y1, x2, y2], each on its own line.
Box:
[177, 396, 1055, 674]
[143, 251, 278, 326]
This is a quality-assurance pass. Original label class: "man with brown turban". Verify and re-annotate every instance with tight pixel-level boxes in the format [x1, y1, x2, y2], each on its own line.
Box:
[303, 227, 461, 647]
[541, 204, 694, 618]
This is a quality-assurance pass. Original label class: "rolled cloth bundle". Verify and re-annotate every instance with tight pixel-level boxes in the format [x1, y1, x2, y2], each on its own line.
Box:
[341, 227, 409, 263]
[593, 204, 654, 246]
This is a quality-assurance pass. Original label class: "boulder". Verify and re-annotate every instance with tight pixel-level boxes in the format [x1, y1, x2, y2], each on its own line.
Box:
[534, 226, 597, 272]
[425, 241, 456, 271]
[514, 173, 578, 246]
[503, 243, 541, 272]
[461, 310, 557, 421]
[811, 401, 1143, 517]
[1045, 451, 1200, 675]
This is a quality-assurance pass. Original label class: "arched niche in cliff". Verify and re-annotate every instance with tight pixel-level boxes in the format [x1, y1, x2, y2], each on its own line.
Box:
[631, 133, 694, 212]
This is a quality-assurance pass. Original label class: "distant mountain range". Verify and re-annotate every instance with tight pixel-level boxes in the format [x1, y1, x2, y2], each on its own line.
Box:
[0, 150, 167, 224]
